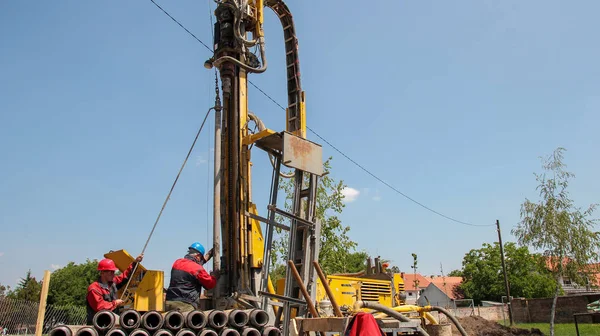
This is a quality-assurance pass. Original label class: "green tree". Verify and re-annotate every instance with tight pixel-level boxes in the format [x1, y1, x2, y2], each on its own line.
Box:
[448, 270, 463, 277]
[8, 270, 42, 302]
[48, 259, 99, 306]
[458, 242, 557, 303]
[271, 157, 363, 276]
[512, 147, 600, 336]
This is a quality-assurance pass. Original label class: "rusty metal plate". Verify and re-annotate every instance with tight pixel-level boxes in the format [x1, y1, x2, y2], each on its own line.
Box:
[282, 132, 324, 176]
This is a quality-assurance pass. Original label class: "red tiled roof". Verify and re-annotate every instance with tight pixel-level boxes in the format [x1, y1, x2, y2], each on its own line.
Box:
[430, 276, 463, 300]
[402, 273, 431, 291]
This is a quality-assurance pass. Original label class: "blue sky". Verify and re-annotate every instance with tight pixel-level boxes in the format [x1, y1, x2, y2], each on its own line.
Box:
[1, 0, 599, 288]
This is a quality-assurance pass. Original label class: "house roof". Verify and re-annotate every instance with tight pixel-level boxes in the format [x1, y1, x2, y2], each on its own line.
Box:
[429, 276, 463, 300]
[402, 273, 431, 290]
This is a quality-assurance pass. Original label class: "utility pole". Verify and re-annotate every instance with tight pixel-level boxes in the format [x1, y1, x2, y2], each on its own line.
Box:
[497, 219, 513, 326]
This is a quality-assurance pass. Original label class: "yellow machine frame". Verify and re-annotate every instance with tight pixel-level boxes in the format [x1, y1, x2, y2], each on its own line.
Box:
[104, 249, 164, 312]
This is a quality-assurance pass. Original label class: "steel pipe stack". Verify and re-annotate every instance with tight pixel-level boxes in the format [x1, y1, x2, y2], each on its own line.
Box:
[48, 309, 277, 336]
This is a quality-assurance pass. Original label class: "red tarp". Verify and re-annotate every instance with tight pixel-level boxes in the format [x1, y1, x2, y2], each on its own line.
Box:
[344, 312, 385, 336]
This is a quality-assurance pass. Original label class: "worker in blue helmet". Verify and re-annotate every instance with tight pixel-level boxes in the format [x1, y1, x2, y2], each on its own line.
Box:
[165, 242, 217, 312]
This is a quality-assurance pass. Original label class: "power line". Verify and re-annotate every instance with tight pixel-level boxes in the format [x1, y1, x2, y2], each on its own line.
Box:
[150, 0, 212, 52]
[147, 0, 494, 228]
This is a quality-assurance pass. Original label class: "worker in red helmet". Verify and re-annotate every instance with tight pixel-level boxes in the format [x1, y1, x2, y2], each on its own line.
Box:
[85, 254, 143, 324]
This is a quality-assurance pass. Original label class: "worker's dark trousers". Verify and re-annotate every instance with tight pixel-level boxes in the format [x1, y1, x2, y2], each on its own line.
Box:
[165, 300, 195, 312]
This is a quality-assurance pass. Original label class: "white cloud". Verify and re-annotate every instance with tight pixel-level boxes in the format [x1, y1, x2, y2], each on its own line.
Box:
[371, 188, 382, 201]
[196, 155, 208, 166]
[51, 264, 61, 271]
[341, 187, 360, 202]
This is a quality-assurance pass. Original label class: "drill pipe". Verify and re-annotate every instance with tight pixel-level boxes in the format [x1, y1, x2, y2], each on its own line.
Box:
[129, 329, 151, 336]
[183, 310, 208, 330]
[141, 310, 165, 331]
[120, 309, 142, 330]
[163, 311, 185, 331]
[218, 328, 240, 336]
[154, 329, 174, 336]
[75, 327, 98, 336]
[242, 309, 268, 328]
[197, 329, 218, 336]
[224, 309, 249, 328]
[106, 328, 127, 336]
[48, 325, 73, 336]
[206, 310, 228, 329]
[240, 327, 260, 336]
[175, 329, 196, 336]
[93, 310, 119, 332]
[260, 327, 281, 336]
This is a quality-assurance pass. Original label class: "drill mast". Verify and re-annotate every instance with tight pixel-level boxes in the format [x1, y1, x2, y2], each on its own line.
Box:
[206, 0, 324, 330]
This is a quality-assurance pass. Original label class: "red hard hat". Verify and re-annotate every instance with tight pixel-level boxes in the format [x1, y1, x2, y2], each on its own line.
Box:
[98, 258, 118, 271]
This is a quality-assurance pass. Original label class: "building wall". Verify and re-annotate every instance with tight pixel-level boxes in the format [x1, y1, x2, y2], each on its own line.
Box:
[417, 284, 452, 308]
[405, 290, 420, 304]
[511, 294, 600, 323]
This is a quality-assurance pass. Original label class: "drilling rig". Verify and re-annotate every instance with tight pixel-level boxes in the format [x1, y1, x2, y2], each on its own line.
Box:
[204, 0, 324, 332]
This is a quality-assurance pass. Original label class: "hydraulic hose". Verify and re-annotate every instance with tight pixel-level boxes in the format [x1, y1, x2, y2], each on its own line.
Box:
[353, 301, 430, 336]
[430, 306, 468, 336]
[234, 0, 260, 47]
[372, 305, 438, 325]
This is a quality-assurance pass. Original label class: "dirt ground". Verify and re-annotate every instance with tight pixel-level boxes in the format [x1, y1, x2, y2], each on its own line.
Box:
[452, 316, 544, 336]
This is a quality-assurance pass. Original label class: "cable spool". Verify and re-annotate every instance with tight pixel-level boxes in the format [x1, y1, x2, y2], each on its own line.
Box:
[260, 327, 281, 336]
[141, 310, 164, 331]
[198, 329, 218, 336]
[120, 309, 142, 330]
[206, 310, 228, 330]
[106, 328, 127, 336]
[224, 309, 249, 328]
[75, 327, 98, 336]
[218, 329, 240, 336]
[163, 311, 185, 331]
[93, 310, 119, 332]
[240, 327, 260, 336]
[243, 309, 269, 328]
[48, 326, 73, 336]
[183, 310, 208, 330]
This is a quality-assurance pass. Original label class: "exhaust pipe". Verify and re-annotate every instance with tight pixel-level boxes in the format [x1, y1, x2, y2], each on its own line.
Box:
[129, 329, 151, 336]
[261, 327, 281, 336]
[175, 329, 196, 336]
[141, 310, 165, 331]
[219, 328, 240, 336]
[120, 309, 142, 330]
[225, 309, 249, 328]
[183, 310, 208, 330]
[197, 329, 218, 336]
[163, 311, 185, 331]
[106, 329, 127, 336]
[93, 310, 119, 332]
[49, 326, 73, 336]
[206, 310, 228, 329]
[240, 327, 260, 336]
[154, 329, 174, 336]
[243, 309, 269, 328]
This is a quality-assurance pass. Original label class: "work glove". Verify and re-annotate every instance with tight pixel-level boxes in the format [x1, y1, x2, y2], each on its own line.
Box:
[204, 248, 214, 262]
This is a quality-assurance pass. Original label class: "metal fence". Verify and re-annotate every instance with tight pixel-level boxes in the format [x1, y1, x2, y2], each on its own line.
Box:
[0, 297, 86, 335]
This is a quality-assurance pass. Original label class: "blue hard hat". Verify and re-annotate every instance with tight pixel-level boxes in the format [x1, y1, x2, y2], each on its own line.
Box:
[189, 242, 205, 255]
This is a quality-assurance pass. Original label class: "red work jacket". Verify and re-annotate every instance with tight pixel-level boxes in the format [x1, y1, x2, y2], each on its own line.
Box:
[86, 262, 136, 324]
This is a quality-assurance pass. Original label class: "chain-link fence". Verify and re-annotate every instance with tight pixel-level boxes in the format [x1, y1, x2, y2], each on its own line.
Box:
[0, 297, 86, 335]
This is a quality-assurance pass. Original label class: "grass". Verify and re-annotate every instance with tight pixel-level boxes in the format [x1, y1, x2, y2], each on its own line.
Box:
[500, 322, 600, 336]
